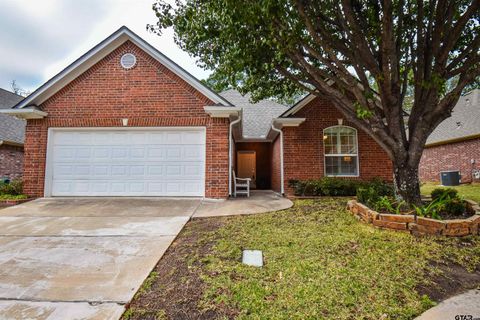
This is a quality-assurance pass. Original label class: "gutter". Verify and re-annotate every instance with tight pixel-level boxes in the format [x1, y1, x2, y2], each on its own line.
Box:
[229, 116, 242, 196]
[270, 124, 284, 195]
[425, 133, 480, 148]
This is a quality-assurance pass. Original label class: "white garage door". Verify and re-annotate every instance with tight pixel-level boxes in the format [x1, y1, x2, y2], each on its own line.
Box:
[46, 128, 206, 197]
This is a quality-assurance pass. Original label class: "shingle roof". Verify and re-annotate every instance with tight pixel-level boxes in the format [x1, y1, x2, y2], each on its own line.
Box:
[0, 88, 25, 145]
[427, 89, 480, 145]
[220, 89, 288, 139]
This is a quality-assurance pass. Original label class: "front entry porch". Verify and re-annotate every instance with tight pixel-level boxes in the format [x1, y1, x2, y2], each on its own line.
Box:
[235, 142, 273, 190]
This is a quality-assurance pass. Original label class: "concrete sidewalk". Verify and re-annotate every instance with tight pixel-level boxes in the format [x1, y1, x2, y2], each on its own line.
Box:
[194, 190, 293, 218]
[416, 289, 480, 320]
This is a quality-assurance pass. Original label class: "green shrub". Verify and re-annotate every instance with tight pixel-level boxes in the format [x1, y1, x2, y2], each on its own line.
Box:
[290, 177, 392, 198]
[442, 197, 466, 216]
[0, 194, 28, 200]
[356, 179, 394, 208]
[356, 186, 378, 207]
[431, 188, 458, 200]
[373, 196, 406, 214]
[414, 188, 466, 218]
[0, 179, 23, 196]
[317, 177, 360, 196]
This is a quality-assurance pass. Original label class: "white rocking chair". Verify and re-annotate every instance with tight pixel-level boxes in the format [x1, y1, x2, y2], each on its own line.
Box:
[233, 171, 251, 197]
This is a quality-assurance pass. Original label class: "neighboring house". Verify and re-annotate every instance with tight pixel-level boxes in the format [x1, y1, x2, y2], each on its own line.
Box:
[419, 89, 480, 183]
[2, 26, 392, 199]
[0, 88, 25, 180]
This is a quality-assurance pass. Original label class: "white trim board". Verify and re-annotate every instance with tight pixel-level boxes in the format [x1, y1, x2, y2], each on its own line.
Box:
[14, 26, 232, 110]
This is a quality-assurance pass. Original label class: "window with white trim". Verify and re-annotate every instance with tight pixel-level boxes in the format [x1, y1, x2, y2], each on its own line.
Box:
[323, 126, 359, 176]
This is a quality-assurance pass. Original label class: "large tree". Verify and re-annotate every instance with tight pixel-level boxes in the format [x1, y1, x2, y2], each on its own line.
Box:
[150, 0, 480, 205]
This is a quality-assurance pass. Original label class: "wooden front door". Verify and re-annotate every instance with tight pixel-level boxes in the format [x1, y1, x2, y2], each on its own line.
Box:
[237, 151, 256, 188]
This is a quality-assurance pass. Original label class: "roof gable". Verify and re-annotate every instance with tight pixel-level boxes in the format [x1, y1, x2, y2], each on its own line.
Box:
[280, 94, 316, 118]
[14, 26, 231, 109]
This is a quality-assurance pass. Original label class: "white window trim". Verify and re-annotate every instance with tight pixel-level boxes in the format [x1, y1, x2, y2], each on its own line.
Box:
[323, 125, 360, 177]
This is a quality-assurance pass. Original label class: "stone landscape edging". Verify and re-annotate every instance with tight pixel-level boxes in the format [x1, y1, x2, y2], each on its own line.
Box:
[346, 199, 480, 237]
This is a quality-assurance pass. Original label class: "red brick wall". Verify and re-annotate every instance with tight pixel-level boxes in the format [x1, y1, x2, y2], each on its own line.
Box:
[419, 138, 480, 183]
[0, 145, 24, 180]
[271, 136, 282, 193]
[23, 41, 229, 198]
[282, 96, 393, 196]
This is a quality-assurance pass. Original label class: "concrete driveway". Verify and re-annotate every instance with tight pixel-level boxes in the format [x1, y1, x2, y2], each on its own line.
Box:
[0, 198, 201, 320]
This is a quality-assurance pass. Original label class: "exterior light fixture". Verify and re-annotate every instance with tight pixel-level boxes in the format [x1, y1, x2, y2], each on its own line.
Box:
[122, 118, 129, 126]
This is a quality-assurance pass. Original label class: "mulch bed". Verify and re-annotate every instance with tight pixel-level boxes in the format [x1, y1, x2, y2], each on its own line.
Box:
[123, 217, 238, 320]
[417, 260, 480, 302]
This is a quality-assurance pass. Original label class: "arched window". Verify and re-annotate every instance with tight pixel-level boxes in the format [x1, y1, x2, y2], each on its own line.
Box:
[323, 126, 359, 176]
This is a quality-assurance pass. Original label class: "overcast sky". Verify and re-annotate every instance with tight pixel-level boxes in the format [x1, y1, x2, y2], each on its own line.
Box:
[0, 0, 209, 94]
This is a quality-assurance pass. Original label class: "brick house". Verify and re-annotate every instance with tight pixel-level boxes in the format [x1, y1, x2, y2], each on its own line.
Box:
[419, 89, 480, 184]
[0, 88, 25, 180]
[2, 26, 392, 199]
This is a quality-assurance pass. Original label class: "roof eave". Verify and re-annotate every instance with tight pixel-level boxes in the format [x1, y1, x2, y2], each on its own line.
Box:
[425, 133, 480, 148]
[266, 117, 306, 140]
[273, 117, 306, 127]
[204, 106, 241, 118]
[0, 108, 47, 119]
[0, 140, 24, 147]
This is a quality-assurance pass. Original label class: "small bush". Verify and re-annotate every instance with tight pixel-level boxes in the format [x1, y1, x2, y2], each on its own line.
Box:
[356, 179, 394, 208]
[430, 188, 466, 216]
[0, 194, 28, 200]
[442, 198, 466, 216]
[318, 177, 360, 196]
[413, 187, 467, 218]
[431, 188, 458, 200]
[289, 177, 393, 198]
[0, 179, 23, 196]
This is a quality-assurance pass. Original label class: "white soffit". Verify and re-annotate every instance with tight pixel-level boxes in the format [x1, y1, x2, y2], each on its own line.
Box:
[0, 108, 47, 119]
[204, 106, 241, 118]
[273, 118, 306, 127]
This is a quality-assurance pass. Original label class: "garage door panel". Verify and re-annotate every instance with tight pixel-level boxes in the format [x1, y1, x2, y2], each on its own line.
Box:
[49, 129, 206, 197]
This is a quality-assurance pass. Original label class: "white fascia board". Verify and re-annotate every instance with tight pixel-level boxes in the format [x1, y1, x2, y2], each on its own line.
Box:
[273, 117, 306, 127]
[0, 108, 48, 119]
[14, 27, 232, 109]
[282, 94, 316, 117]
[204, 106, 241, 118]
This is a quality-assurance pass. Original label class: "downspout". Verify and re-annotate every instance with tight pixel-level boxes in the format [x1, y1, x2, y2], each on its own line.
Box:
[229, 116, 242, 196]
[270, 124, 284, 195]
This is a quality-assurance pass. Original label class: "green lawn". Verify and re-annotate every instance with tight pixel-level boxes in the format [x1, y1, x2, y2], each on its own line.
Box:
[421, 182, 480, 203]
[124, 199, 480, 320]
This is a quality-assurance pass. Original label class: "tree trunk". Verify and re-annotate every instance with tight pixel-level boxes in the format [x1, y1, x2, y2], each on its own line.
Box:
[393, 161, 423, 207]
